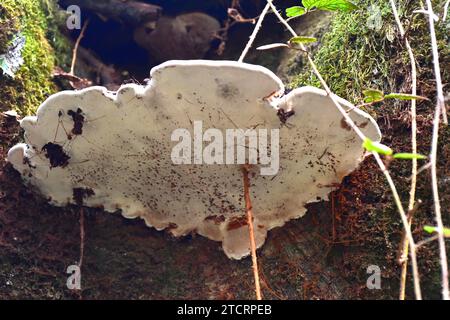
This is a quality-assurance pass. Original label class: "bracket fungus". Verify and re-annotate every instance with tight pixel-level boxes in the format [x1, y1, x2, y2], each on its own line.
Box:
[7, 60, 381, 259]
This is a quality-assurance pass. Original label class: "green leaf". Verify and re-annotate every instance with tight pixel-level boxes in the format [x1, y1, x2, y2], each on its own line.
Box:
[363, 89, 385, 103]
[257, 43, 290, 51]
[424, 225, 435, 234]
[384, 93, 429, 101]
[286, 6, 307, 18]
[303, 0, 358, 12]
[424, 226, 450, 237]
[288, 36, 317, 45]
[362, 138, 393, 156]
[393, 153, 428, 160]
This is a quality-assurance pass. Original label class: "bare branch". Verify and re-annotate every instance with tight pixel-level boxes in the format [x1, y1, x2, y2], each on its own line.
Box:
[389, 0, 419, 301]
[443, 0, 449, 21]
[238, 3, 271, 63]
[70, 19, 90, 76]
[425, 0, 449, 300]
[423, 1, 448, 125]
[417, 234, 440, 249]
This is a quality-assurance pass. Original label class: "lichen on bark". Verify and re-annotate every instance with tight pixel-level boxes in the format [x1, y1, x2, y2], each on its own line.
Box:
[0, 0, 70, 115]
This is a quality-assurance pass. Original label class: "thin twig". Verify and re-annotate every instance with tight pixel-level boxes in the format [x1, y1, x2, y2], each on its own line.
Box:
[70, 19, 90, 76]
[398, 201, 422, 263]
[78, 207, 85, 269]
[425, 1, 448, 124]
[444, 0, 450, 21]
[242, 165, 262, 300]
[389, 0, 419, 300]
[425, 0, 449, 300]
[266, 0, 422, 299]
[76, 206, 85, 300]
[372, 153, 422, 300]
[399, 200, 421, 299]
[416, 234, 440, 249]
[408, 162, 432, 180]
[238, 3, 271, 63]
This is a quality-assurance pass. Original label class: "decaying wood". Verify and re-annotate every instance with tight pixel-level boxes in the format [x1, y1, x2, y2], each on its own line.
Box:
[59, 0, 162, 27]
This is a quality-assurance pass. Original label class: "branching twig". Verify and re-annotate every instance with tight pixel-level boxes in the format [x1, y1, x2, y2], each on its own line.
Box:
[71, 22, 89, 298]
[399, 200, 420, 299]
[265, 0, 423, 299]
[372, 152, 422, 300]
[238, 3, 271, 63]
[70, 19, 90, 76]
[424, 1, 448, 125]
[417, 234, 440, 249]
[444, 0, 450, 21]
[424, 0, 449, 300]
[242, 165, 262, 300]
[388, 0, 419, 301]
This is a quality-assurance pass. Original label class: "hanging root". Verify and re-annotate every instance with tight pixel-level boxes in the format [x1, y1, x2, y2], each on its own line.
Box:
[242, 165, 262, 300]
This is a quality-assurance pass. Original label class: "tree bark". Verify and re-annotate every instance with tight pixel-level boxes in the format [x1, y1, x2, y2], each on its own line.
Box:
[59, 0, 162, 27]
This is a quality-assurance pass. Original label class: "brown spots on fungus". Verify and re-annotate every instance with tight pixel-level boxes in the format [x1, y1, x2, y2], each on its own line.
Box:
[23, 157, 36, 169]
[358, 121, 369, 129]
[277, 108, 295, 124]
[41, 143, 70, 168]
[73, 187, 95, 205]
[67, 108, 85, 136]
[340, 118, 351, 131]
[166, 223, 178, 231]
[205, 215, 226, 225]
[217, 83, 239, 100]
[227, 216, 248, 231]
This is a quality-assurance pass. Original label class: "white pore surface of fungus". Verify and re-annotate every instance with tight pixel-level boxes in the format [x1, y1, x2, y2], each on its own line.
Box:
[8, 60, 381, 259]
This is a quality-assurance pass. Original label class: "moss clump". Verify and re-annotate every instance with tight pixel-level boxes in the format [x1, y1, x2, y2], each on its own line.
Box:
[0, 0, 70, 115]
[289, 0, 410, 103]
[290, 0, 448, 102]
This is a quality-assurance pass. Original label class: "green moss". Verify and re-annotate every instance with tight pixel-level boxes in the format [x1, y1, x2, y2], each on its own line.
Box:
[290, 0, 448, 102]
[0, 0, 70, 115]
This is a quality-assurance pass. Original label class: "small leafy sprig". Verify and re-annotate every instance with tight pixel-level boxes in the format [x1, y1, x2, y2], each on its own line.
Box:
[257, 35, 317, 51]
[286, 0, 358, 20]
[360, 89, 428, 160]
[424, 226, 450, 238]
[363, 137, 427, 160]
[363, 89, 428, 104]
[261, 1, 359, 51]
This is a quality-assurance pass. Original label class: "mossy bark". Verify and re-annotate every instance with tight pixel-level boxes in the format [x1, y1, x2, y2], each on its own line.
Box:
[0, 0, 70, 115]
